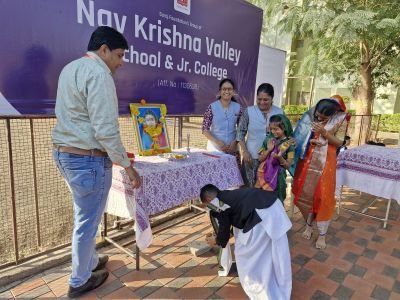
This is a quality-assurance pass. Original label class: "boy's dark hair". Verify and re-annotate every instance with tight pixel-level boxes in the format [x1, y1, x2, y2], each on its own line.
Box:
[199, 184, 220, 203]
[256, 83, 274, 99]
[269, 115, 285, 131]
[315, 99, 341, 117]
[87, 26, 128, 51]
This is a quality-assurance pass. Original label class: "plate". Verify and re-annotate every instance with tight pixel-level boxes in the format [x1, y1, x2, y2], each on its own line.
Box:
[158, 152, 188, 161]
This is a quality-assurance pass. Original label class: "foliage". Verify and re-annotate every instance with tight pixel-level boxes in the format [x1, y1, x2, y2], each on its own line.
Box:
[283, 104, 355, 115]
[347, 109, 356, 115]
[379, 114, 400, 132]
[282, 104, 308, 115]
[283, 105, 308, 126]
[247, 0, 400, 114]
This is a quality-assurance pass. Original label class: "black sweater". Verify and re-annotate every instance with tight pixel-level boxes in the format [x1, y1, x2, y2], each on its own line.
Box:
[211, 188, 278, 247]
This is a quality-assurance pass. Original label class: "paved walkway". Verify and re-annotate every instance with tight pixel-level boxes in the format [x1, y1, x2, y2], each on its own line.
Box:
[1, 190, 399, 299]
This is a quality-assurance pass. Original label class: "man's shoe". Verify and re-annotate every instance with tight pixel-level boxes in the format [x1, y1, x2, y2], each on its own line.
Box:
[92, 255, 109, 272]
[67, 269, 109, 298]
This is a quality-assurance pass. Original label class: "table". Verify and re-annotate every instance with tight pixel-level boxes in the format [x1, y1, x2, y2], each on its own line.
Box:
[104, 148, 243, 267]
[336, 145, 400, 228]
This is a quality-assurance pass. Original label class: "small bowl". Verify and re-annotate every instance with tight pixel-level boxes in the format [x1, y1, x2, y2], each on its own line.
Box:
[158, 153, 188, 161]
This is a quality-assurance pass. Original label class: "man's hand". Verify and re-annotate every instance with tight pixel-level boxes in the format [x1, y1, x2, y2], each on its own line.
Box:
[125, 165, 141, 188]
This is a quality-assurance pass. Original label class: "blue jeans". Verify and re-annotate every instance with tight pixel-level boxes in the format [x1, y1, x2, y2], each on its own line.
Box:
[53, 151, 112, 287]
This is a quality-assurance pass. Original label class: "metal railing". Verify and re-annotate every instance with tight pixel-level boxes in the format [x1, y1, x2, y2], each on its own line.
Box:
[0, 115, 207, 269]
[0, 112, 384, 268]
[286, 113, 382, 146]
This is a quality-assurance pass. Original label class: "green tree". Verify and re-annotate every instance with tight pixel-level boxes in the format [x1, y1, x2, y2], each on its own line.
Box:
[248, 0, 400, 140]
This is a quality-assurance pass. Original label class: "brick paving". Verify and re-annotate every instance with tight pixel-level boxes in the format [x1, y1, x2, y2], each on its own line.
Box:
[2, 189, 400, 299]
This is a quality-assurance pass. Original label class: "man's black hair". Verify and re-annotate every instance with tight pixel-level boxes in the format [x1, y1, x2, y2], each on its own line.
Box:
[199, 184, 220, 203]
[87, 26, 128, 51]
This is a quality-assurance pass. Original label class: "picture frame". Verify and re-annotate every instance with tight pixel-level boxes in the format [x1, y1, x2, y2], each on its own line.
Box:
[130, 103, 172, 156]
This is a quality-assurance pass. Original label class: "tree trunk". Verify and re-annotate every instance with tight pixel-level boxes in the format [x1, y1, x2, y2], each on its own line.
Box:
[352, 40, 374, 145]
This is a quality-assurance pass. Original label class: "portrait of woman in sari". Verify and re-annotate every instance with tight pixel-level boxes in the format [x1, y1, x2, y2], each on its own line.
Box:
[290, 95, 350, 249]
[141, 110, 167, 150]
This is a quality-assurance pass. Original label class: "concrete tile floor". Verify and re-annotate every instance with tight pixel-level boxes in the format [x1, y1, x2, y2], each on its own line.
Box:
[2, 189, 400, 299]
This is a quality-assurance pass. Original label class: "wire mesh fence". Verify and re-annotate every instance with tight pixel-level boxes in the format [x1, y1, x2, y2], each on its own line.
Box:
[0, 115, 208, 268]
[0, 112, 389, 268]
[0, 118, 14, 266]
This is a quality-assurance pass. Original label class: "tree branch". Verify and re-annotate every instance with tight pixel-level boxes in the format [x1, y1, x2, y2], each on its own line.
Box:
[367, 41, 397, 69]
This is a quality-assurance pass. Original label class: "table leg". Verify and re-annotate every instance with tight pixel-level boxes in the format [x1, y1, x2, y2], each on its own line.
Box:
[383, 199, 392, 229]
[103, 210, 204, 271]
[361, 198, 378, 214]
[188, 199, 192, 212]
[188, 203, 207, 213]
[104, 236, 135, 259]
[290, 192, 295, 217]
[103, 213, 108, 238]
[286, 177, 295, 217]
[136, 245, 140, 270]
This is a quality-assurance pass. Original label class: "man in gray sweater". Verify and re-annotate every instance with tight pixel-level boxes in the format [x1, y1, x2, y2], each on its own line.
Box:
[52, 26, 141, 298]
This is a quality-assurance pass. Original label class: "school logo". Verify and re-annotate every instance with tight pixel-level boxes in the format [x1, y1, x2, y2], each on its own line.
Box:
[174, 0, 191, 15]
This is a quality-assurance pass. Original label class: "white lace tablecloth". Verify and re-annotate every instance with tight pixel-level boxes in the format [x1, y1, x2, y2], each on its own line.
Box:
[105, 148, 243, 249]
[336, 145, 400, 202]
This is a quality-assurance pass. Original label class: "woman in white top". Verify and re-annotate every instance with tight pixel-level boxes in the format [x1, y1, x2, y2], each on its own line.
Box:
[237, 83, 283, 186]
[202, 78, 242, 163]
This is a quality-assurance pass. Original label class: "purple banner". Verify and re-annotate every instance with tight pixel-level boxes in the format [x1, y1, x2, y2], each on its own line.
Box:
[0, 0, 262, 115]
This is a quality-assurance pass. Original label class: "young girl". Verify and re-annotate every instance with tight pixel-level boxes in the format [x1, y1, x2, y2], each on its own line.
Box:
[255, 114, 295, 202]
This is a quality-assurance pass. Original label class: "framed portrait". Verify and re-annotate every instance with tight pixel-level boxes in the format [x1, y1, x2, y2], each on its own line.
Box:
[130, 103, 172, 156]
